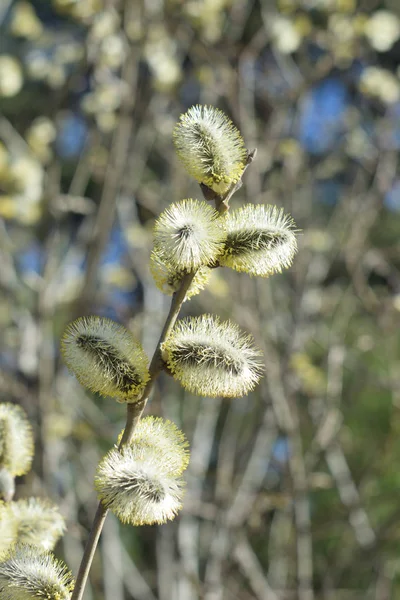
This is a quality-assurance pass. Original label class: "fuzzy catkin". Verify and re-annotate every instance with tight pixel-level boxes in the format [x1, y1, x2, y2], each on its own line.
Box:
[0, 545, 74, 600]
[95, 445, 186, 526]
[0, 404, 34, 478]
[220, 204, 298, 277]
[8, 497, 66, 551]
[118, 416, 190, 476]
[61, 316, 150, 402]
[153, 199, 227, 271]
[150, 251, 212, 299]
[161, 315, 264, 397]
[173, 105, 247, 194]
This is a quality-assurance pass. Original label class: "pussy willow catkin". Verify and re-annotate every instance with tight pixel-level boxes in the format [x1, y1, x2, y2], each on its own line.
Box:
[0, 545, 74, 600]
[117, 416, 190, 476]
[161, 314, 264, 398]
[8, 498, 66, 551]
[61, 316, 150, 402]
[173, 105, 247, 194]
[220, 204, 298, 276]
[95, 444, 186, 526]
[153, 199, 227, 271]
[150, 250, 212, 299]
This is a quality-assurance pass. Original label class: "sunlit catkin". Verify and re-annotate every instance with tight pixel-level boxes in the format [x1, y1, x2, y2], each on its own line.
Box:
[153, 199, 226, 271]
[95, 445, 185, 526]
[0, 544, 74, 600]
[61, 316, 150, 402]
[173, 105, 247, 194]
[220, 204, 298, 277]
[118, 416, 190, 476]
[0, 403, 34, 478]
[161, 315, 264, 398]
[8, 497, 66, 551]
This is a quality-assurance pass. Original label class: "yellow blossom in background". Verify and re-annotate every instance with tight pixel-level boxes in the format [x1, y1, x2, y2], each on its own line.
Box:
[364, 10, 400, 52]
[336, 0, 356, 11]
[53, 0, 103, 22]
[10, 1, 43, 40]
[144, 24, 181, 91]
[102, 265, 137, 289]
[8, 498, 66, 551]
[360, 67, 400, 104]
[184, 0, 231, 43]
[0, 404, 34, 479]
[96, 111, 118, 133]
[303, 229, 334, 253]
[26, 117, 56, 163]
[90, 9, 120, 39]
[290, 353, 327, 396]
[328, 14, 356, 43]
[98, 34, 126, 69]
[0, 56, 23, 97]
[0, 153, 44, 223]
[269, 16, 302, 54]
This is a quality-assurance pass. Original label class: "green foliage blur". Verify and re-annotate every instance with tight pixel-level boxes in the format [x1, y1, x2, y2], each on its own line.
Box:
[1, 0, 400, 598]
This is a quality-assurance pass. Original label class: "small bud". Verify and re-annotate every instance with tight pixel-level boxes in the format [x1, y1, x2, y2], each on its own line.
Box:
[161, 315, 264, 398]
[153, 199, 226, 271]
[95, 445, 185, 526]
[118, 416, 190, 476]
[173, 105, 247, 195]
[0, 403, 34, 477]
[8, 498, 66, 551]
[220, 204, 298, 277]
[0, 544, 74, 600]
[150, 251, 212, 299]
[61, 316, 150, 402]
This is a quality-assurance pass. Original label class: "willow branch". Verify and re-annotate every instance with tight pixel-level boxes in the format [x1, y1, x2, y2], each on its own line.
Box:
[70, 271, 195, 600]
